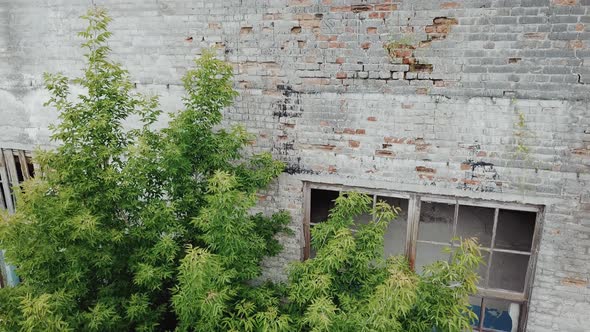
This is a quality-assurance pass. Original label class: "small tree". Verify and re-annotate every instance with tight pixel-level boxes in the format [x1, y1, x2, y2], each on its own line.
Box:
[0, 8, 482, 332]
[0, 8, 287, 332]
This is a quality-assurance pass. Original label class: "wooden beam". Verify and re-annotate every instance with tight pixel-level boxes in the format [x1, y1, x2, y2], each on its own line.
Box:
[17, 150, 31, 180]
[0, 149, 15, 213]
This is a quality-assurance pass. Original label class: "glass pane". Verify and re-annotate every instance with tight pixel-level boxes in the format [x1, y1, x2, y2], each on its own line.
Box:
[488, 252, 530, 292]
[418, 201, 455, 243]
[468, 296, 483, 330]
[456, 205, 495, 248]
[415, 242, 449, 274]
[310, 189, 339, 224]
[379, 196, 409, 257]
[495, 209, 536, 252]
[482, 298, 520, 332]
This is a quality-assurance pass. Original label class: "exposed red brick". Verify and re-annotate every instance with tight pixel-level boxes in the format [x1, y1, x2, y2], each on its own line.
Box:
[368, 12, 386, 19]
[415, 143, 431, 152]
[282, 123, 295, 129]
[393, 49, 413, 58]
[355, 129, 366, 135]
[425, 25, 436, 34]
[561, 277, 588, 287]
[463, 179, 480, 185]
[343, 128, 355, 134]
[303, 78, 330, 85]
[367, 27, 378, 34]
[330, 5, 350, 12]
[349, 140, 360, 148]
[460, 163, 471, 170]
[402, 103, 414, 109]
[367, 116, 377, 121]
[552, 0, 577, 5]
[328, 41, 346, 48]
[319, 121, 330, 127]
[336, 72, 347, 79]
[568, 40, 584, 49]
[402, 57, 416, 65]
[416, 166, 436, 173]
[322, 0, 332, 4]
[318, 35, 337, 41]
[572, 148, 590, 155]
[441, 2, 461, 8]
[375, 150, 395, 157]
[416, 88, 429, 95]
[327, 165, 337, 173]
[291, 26, 302, 34]
[335, 57, 345, 64]
[477, 151, 487, 157]
[419, 40, 432, 48]
[436, 24, 451, 33]
[524, 32, 546, 40]
[384, 136, 406, 144]
[314, 144, 336, 151]
[351, 4, 372, 12]
[208, 22, 221, 29]
[361, 42, 371, 50]
[576, 23, 585, 31]
[290, 0, 312, 6]
[240, 26, 253, 34]
[375, 4, 397, 11]
[418, 174, 435, 180]
[433, 17, 458, 25]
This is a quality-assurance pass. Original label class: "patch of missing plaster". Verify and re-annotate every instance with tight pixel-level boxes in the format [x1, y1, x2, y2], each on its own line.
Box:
[382, 16, 457, 86]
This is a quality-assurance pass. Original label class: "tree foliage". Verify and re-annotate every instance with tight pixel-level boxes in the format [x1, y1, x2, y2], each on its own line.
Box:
[0, 8, 482, 332]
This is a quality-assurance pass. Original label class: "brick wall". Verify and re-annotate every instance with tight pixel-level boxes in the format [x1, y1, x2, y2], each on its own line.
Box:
[1, 0, 589, 330]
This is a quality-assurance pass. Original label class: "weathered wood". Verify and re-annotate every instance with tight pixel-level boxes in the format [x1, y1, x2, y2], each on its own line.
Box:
[302, 182, 311, 260]
[17, 150, 31, 180]
[0, 149, 15, 213]
[3, 149, 20, 190]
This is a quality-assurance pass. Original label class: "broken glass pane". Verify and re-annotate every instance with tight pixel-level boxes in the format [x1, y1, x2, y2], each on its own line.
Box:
[456, 205, 495, 248]
[495, 209, 536, 252]
[379, 196, 409, 257]
[481, 298, 520, 332]
[418, 201, 455, 243]
[488, 252, 530, 292]
[415, 242, 449, 274]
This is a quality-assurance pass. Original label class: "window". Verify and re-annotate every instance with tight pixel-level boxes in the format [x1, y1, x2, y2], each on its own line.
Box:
[0, 148, 34, 288]
[303, 183, 542, 332]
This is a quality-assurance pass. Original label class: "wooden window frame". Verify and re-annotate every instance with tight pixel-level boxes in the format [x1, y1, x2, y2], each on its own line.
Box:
[0, 148, 35, 288]
[302, 181, 544, 332]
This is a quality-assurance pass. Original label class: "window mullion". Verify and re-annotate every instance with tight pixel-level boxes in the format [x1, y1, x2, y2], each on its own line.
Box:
[485, 208, 499, 288]
[406, 194, 421, 271]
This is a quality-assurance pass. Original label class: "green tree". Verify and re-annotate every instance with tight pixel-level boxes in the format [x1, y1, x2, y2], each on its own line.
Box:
[0, 8, 482, 332]
[0, 7, 286, 332]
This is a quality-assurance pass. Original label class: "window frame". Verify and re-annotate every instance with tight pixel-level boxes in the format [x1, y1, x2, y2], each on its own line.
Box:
[0, 148, 34, 288]
[302, 181, 544, 332]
